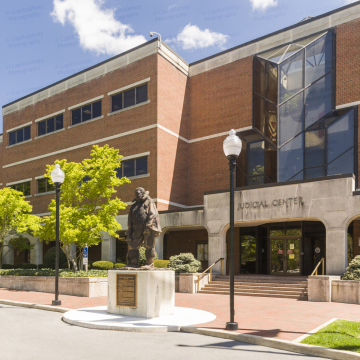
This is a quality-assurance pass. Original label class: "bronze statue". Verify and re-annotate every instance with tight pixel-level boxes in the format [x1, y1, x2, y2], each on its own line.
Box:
[125, 187, 162, 267]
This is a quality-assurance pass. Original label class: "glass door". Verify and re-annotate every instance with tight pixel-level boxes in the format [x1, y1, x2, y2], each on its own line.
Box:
[271, 239, 284, 275]
[271, 238, 300, 275]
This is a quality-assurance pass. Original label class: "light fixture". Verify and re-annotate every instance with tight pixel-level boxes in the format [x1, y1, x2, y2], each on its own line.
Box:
[51, 164, 65, 185]
[223, 129, 242, 157]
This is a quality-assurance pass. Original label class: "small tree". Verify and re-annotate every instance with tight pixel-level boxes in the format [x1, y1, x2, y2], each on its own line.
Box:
[343, 256, 360, 280]
[35, 145, 129, 270]
[0, 188, 41, 268]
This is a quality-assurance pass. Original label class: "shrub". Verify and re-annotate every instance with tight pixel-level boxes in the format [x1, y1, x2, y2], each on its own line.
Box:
[21, 264, 37, 269]
[139, 246, 158, 266]
[343, 256, 360, 280]
[37, 264, 45, 269]
[92, 261, 114, 270]
[114, 263, 126, 268]
[2, 264, 14, 269]
[154, 260, 169, 268]
[168, 253, 202, 274]
[43, 247, 67, 270]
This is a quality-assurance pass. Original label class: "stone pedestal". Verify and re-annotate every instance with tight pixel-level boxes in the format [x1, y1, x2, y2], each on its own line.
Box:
[107, 270, 175, 318]
[308, 276, 341, 302]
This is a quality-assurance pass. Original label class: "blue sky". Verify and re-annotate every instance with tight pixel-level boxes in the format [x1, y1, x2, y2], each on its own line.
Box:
[0, 0, 356, 132]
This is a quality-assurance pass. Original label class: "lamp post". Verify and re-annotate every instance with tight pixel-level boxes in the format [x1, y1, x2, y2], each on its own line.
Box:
[51, 164, 65, 306]
[223, 129, 242, 331]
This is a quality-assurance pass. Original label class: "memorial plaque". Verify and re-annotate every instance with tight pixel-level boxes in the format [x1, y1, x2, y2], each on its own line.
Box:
[116, 274, 137, 308]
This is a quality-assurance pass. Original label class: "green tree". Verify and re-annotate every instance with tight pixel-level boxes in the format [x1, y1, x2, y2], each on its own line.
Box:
[0, 188, 41, 268]
[35, 145, 130, 270]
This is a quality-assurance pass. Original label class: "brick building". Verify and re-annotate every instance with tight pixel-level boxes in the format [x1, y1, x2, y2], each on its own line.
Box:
[2, 2, 360, 276]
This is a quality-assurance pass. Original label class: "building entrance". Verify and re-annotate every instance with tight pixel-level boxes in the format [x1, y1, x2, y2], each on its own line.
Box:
[270, 238, 300, 275]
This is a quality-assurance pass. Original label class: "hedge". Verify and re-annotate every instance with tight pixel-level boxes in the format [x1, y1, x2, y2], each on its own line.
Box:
[154, 260, 169, 268]
[114, 263, 127, 268]
[43, 247, 67, 269]
[168, 253, 202, 273]
[92, 261, 114, 270]
[0, 269, 108, 277]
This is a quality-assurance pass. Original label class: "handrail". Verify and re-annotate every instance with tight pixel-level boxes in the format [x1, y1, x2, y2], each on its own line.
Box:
[196, 257, 224, 293]
[310, 258, 325, 276]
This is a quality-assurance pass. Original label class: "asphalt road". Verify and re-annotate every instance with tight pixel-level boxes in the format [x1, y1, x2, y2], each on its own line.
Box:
[0, 305, 327, 360]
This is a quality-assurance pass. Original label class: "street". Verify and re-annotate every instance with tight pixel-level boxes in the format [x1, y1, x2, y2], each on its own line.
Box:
[0, 305, 326, 360]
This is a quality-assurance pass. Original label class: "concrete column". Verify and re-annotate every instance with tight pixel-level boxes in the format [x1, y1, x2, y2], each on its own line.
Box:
[208, 232, 226, 274]
[326, 227, 348, 275]
[30, 238, 43, 265]
[2, 241, 14, 265]
[101, 234, 116, 263]
[155, 231, 165, 260]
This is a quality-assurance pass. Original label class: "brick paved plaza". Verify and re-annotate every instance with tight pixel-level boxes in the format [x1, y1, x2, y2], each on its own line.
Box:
[2, 288, 360, 341]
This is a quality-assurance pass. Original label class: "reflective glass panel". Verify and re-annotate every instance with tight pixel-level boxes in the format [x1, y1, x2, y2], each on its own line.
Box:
[47, 118, 55, 133]
[279, 49, 304, 103]
[254, 94, 265, 135]
[305, 73, 332, 129]
[327, 109, 355, 163]
[9, 132, 16, 145]
[265, 101, 277, 144]
[136, 157, 147, 175]
[17, 128, 24, 143]
[24, 182, 31, 196]
[82, 104, 92, 122]
[305, 166, 326, 179]
[112, 93, 122, 112]
[136, 84, 147, 104]
[266, 62, 277, 104]
[278, 133, 304, 182]
[295, 32, 327, 47]
[55, 114, 63, 130]
[92, 101, 101, 118]
[282, 44, 303, 62]
[271, 239, 284, 274]
[38, 179, 46, 193]
[72, 108, 81, 125]
[47, 179, 55, 192]
[305, 32, 332, 86]
[327, 149, 354, 176]
[279, 91, 304, 146]
[289, 171, 303, 181]
[124, 88, 135, 108]
[247, 141, 265, 176]
[241, 235, 256, 274]
[24, 126, 31, 141]
[287, 239, 300, 274]
[247, 176, 265, 186]
[254, 57, 266, 97]
[123, 159, 135, 177]
[305, 130, 326, 168]
[265, 141, 277, 182]
[258, 46, 287, 62]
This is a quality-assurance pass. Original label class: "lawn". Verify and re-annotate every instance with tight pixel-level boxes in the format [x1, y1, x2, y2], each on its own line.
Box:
[301, 319, 360, 353]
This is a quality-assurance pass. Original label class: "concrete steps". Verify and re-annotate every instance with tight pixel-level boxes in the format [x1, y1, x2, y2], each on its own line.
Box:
[199, 276, 308, 300]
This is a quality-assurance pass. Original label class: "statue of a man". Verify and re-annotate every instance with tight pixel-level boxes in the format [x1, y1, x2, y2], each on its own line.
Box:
[125, 187, 162, 267]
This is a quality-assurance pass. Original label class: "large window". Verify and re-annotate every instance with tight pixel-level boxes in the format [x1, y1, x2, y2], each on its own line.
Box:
[37, 178, 55, 194]
[9, 125, 31, 146]
[111, 83, 148, 113]
[72, 100, 102, 125]
[10, 181, 31, 196]
[38, 114, 63, 136]
[116, 157, 148, 178]
[249, 29, 357, 185]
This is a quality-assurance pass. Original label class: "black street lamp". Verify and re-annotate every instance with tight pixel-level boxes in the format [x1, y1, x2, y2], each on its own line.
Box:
[50, 164, 65, 306]
[223, 129, 242, 331]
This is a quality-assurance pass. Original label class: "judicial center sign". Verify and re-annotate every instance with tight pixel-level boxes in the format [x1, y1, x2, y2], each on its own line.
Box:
[238, 197, 304, 210]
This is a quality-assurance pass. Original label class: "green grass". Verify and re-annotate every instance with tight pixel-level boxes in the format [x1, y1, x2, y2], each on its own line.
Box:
[301, 319, 360, 353]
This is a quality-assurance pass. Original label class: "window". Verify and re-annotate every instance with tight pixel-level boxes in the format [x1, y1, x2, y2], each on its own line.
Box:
[9, 125, 31, 146]
[197, 243, 208, 261]
[116, 157, 148, 178]
[37, 178, 55, 194]
[250, 29, 356, 185]
[71, 100, 102, 125]
[10, 182, 31, 196]
[111, 83, 148, 112]
[38, 114, 63, 136]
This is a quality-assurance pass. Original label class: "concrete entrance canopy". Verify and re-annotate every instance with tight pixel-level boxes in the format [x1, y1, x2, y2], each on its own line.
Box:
[133, 175, 360, 276]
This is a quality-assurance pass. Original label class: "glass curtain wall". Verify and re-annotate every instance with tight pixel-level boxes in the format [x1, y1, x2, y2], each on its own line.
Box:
[249, 30, 356, 185]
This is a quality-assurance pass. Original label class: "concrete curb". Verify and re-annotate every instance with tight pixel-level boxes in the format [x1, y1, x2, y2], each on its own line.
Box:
[181, 327, 360, 360]
[0, 299, 71, 313]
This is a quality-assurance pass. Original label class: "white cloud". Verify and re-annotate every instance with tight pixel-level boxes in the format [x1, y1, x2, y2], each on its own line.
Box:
[167, 23, 229, 50]
[344, 0, 357, 4]
[250, 0, 278, 11]
[51, 0, 146, 55]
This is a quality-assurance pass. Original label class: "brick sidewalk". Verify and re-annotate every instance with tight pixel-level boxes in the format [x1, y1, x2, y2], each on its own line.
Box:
[1, 287, 360, 341]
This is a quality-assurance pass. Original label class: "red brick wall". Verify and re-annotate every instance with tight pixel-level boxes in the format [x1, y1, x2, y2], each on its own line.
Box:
[165, 229, 208, 269]
[336, 19, 360, 186]
[157, 55, 189, 208]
